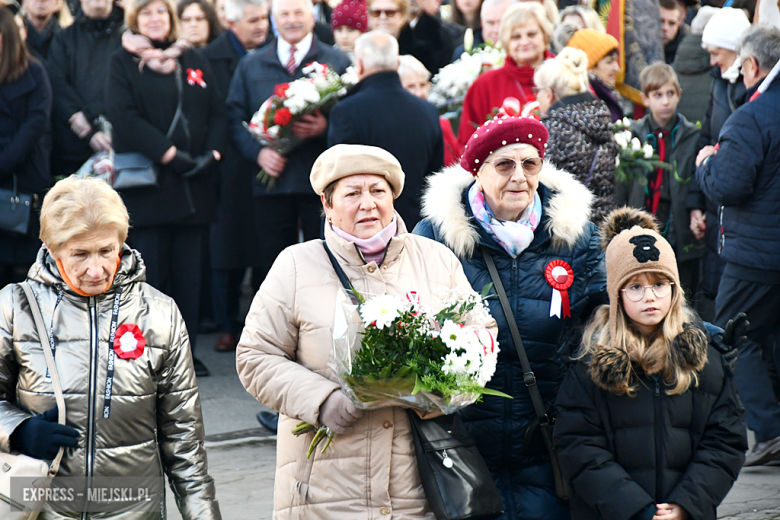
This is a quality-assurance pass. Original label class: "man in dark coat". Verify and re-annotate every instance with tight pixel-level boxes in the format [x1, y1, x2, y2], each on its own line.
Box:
[327, 31, 442, 229]
[660, 0, 687, 65]
[226, 0, 350, 287]
[205, 0, 269, 352]
[46, 0, 122, 178]
[22, 0, 63, 59]
[696, 25, 780, 467]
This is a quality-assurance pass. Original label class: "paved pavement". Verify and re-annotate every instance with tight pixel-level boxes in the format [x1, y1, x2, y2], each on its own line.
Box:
[163, 331, 780, 519]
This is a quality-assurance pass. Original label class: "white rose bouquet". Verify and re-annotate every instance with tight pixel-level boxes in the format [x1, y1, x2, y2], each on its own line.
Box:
[293, 286, 508, 457]
[612, 117, 672, 186]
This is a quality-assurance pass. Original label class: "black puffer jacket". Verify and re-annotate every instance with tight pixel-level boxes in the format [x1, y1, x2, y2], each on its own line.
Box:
[543, 93, 618, 224]
[554, 323, 747, 520]
[672, 33, 713, 125]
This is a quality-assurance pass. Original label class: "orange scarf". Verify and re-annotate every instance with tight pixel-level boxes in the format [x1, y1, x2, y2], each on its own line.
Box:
[56, 255, 122, 297]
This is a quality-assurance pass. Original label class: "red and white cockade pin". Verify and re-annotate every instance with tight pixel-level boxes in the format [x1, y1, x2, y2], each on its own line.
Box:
[545, 260, 574, 319]
[186, 68, 207, 88]
[113, 324, 146, 360]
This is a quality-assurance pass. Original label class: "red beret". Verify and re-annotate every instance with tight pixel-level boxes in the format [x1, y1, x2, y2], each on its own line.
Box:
[332, 0, 369, 32]
[460, 116, 549, 175]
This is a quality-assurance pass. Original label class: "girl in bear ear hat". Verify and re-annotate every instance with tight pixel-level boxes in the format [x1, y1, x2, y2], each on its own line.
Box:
[552, 207, 748, 520]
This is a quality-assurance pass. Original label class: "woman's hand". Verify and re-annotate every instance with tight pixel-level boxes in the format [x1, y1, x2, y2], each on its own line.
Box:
[689, 209, 705, 240]
[653, 504, 689, 520]
[318, 390, 363, 434]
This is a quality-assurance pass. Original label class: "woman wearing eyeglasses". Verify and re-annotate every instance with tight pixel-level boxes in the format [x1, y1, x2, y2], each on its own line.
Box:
[366, 0, 452, 74]
[414, 116, 607, 520]
[535, 47, 618, 224]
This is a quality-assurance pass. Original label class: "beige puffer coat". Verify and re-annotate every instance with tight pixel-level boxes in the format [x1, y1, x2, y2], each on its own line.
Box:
[0, 246, 221, 519]
[237, 216, 492, 519]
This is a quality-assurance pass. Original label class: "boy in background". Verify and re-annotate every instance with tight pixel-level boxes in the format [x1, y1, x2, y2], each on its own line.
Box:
[616, 62, 704, 296]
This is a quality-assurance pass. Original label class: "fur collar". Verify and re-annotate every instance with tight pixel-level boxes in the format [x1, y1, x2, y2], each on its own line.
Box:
[420, 161, 595, 257]
[589, 322, 709, 393]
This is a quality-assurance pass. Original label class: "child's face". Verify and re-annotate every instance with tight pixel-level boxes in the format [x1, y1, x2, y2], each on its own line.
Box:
[641, 81, 680, 127]
[620, 273, 673, 336]
[334, 26, 362, 52]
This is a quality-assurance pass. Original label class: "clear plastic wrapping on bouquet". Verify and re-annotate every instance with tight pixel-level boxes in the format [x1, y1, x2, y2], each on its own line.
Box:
[328, 288, 479, 415]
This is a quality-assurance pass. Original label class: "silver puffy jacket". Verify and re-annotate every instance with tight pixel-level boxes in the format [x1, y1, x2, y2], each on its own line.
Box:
[0, 246, 221, 519]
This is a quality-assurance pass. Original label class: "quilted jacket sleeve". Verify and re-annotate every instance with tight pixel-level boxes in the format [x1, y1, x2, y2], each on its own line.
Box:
[236, 248, 341, 426]
[554, 364, 655, 520]
[156, 300, 221, 520]
[0, 285, 32, 453]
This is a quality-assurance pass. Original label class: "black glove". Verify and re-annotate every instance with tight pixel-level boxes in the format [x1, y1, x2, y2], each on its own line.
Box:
[10, 407, 80, 460]
[168, 150, 198, 175]
[180, 152, 215, 179]
[711, 313, 749, 371]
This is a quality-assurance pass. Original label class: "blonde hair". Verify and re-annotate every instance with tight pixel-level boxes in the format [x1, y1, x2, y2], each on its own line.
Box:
[533, 46, 589, 98]
[499, 2, 553, 50]
[579, 275, 701, 396]
[125, 0, 181, 41]
[366, 0, 409, 18]
[397, 54, 430, 80]
[558, 5, 604, 32]
[40, 177, 130, 254]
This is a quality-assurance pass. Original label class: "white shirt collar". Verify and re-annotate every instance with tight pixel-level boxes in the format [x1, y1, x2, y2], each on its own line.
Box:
[277, 33, 314, 72]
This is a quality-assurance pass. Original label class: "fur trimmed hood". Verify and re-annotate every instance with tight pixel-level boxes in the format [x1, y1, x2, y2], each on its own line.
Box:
[420, 161, 595, 257]
[589, 322, 709, 394]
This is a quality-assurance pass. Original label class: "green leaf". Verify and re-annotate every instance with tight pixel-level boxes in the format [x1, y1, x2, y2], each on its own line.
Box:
[480, 388, 514, 398]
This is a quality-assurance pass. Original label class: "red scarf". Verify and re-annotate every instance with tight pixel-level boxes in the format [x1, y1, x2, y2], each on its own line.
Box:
[646, 129, 668, 215]
[56, 255, 123, 297]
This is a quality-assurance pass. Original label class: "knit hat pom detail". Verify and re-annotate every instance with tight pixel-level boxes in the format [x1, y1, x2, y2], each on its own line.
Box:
[600, 207, 660, 251]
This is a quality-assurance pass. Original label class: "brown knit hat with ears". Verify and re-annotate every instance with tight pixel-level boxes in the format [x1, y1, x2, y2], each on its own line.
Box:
[601, 207, 680, 340]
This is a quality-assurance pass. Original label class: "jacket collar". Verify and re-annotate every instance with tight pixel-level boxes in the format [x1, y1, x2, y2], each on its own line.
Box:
[324, 211, 409, 267]
[27, 244, 147, 298]
[420, 161, 594, 258]
[259, 35, 321, 69]
[207, 30, 243, 60]
[549, 91, 596, 110]
[346, 70, 404, 97]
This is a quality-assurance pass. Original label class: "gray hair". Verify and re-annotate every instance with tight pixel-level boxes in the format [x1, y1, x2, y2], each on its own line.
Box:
[225, 0, 267, 22]
[397, 55, 429, 81]
[271, 0, 313, 18]
[354, 31, 399, 71]
[737, 24, 780, 73]
[551, 20, 578, 54]
[480, 0, 517, 17]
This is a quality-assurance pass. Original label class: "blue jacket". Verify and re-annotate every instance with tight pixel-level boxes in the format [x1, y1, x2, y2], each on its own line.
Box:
[413, 163, 607, 518]
[696, 79, 780, 275]
[327, 71, 443, 229]
[226, 36, 350, 197]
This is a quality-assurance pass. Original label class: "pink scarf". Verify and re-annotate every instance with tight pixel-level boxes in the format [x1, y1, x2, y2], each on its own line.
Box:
[332, 217, 398, 264]
[121, 30, 190, 74]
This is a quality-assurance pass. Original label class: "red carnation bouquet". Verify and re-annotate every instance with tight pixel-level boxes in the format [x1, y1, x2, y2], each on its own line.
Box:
[244, 62, 358, 187]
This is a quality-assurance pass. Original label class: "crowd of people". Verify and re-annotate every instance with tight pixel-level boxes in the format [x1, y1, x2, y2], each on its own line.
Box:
[1, 0, 780, 517]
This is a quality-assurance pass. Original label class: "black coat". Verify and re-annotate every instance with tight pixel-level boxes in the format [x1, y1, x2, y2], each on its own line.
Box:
[204, 31, 263, 269]
[226, 36, 350, 197]
[0, 60, 52, 264]
[414, 164, 607, 519]
[696, 79, 780, 276]
[542, 93, 619, 225]
[105, 45, 226, 228]
[327, 71, 443, 229]
[554, 335, 747, 520]
[672, 33, 713, 126]
[24, 17, 61, 60]
[399, 12, 454, 74]
[0, 60, 52, 195]
[46, 8, 123, 172]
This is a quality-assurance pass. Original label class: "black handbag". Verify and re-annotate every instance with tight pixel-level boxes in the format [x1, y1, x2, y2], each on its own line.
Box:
[480, 246, 570, 501]
[322, 240, 504, 520]
[0, 174, 37, 235]
[113, 66, 184, 190]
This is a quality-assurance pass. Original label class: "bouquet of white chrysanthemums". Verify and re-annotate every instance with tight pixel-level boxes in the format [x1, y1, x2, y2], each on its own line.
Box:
[428, 45, 506, 115]
[293, 286, 508, 457]
[613, 117, 672, 186]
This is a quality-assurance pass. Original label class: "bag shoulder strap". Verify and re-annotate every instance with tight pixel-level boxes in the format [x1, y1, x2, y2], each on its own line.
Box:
[479, 246, 549, 426]
[19, 282, 67, 476]
[166, 66, 184, 139]
[322, 240, 352, 293]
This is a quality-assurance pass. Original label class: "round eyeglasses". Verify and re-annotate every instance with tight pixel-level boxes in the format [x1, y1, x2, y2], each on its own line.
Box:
[484, 156, 542, 176]
[620, 281, 674, 302]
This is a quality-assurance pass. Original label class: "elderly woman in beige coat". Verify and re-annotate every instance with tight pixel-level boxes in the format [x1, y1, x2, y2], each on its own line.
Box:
[237, 144, 490, 519]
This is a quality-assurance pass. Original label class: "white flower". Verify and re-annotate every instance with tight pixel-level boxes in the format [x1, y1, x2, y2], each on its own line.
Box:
[302, 61, 327, 76]
[631, 137, 642, 151]
[643, 144, 654, 159]
[622, 117, 632, 128]
[440, 320, 465, 350]
[341, 67, 359, 86]
[616, 156, 621, 167]
[267, 125, 281, 138]
[359, 294, 408, 329]
[614, 133, 628, 148]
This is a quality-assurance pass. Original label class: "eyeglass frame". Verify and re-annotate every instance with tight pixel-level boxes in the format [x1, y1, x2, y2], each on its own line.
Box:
[483, 156, 543, 176]
[620, 281, 675, 302]
[368, 7, 400, 18]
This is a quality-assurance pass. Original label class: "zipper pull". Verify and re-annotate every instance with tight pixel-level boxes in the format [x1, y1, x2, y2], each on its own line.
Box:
[442, 450, 453, 468]
[655, 378, 660, 397]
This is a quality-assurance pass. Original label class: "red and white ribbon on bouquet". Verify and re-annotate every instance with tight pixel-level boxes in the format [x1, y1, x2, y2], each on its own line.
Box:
[545, 260, 574, 319]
